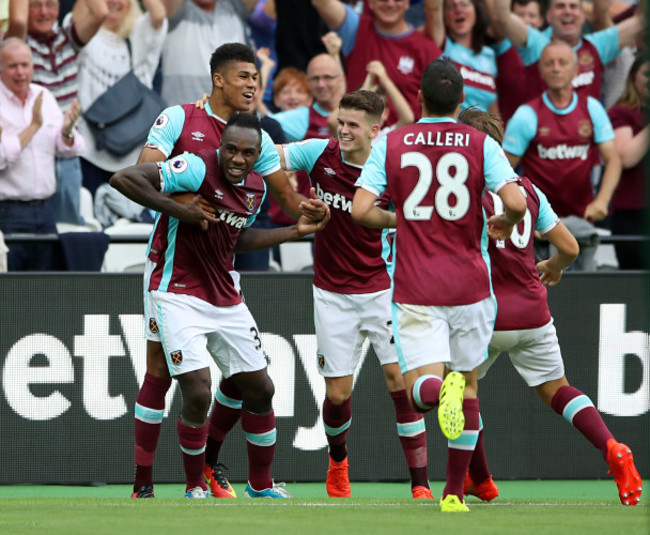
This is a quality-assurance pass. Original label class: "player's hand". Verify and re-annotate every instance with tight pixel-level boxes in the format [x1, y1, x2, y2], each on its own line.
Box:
[295, 206, 331, 236]
[32, 92, 44, 128]
[537, 259, 563, 286]
[299, 187, 329, 222]
[487, 214, 514, 240]
[194, 94, 210, 110]
[584, 199, 608, 222]
[170, 192, 218, 230]
[321, 31, 342, 56]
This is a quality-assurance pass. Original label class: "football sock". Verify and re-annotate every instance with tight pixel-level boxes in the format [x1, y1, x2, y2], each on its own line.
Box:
[444, 398, 480, 499]
[468, 414, 492, 484]
[411, 374, 443, 412]
[551, 385, 614, 458]
[390, 390, 429, 488]
[177, 418, 209, 492]
[242, 409, 276, 491]
[206, 377, 243, 465]
[133, 373, 171, 489]
[323, 397, 352, 463]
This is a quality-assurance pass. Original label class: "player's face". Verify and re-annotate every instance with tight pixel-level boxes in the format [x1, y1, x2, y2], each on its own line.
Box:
[512, 1, 544, 29]
[274, 81, 313, 111]
[27, 0, 60, 35]
[0, 43, 34, 101]
[539, 43, 577, 91]
[216, 62, 258, 113]
[369, 0, 410, 27]
[219, 126, 262, 184]
[546, 0, 584, 43]
[633, 61, 650, 102]
[307, 56, 344, 109]
[443, 0, 476, 41]
[337, 107, 376, 154]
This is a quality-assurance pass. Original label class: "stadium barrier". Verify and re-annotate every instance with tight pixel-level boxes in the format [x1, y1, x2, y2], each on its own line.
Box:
[0, 272, 647, 484]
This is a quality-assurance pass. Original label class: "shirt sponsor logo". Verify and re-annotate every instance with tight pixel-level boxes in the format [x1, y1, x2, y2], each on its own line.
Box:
[397, 56, 415, 75]
[572, 70, 595, 88]
[459, 65, 496, 90]
[536, 143, 590, 161]
[217, 209, 248, 228]
[315, 182, 352, 213]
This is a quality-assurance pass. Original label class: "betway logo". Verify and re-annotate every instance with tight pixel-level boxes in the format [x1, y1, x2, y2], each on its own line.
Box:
[1, 315, 370, 451]
[315, 182, 352, 213]
[572, 70, 595, 88]
[537, 143, 590, 161]
[217, 208, 247, 228]
[459, 66, 496, 89]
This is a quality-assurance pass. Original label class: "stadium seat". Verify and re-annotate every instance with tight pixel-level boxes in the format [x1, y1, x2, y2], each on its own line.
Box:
[56, 187, 103, 234]
[101, 219, 153, 273]
[594, 228, 619, 271]
[278, 242, 313, 272]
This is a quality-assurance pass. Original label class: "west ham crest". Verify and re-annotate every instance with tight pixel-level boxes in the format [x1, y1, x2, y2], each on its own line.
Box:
[170, 350, 183, 365]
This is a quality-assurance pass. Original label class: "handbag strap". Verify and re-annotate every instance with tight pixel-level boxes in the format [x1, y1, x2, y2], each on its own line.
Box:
[126, 38, 133, 71]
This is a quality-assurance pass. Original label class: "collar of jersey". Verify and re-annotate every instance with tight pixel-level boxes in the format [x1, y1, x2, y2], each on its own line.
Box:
[417, 117, 457, 124]
[542, 91, 578, 115]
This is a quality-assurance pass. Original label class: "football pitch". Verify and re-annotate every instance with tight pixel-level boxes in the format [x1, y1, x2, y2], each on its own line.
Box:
[0, 481, 647, 535]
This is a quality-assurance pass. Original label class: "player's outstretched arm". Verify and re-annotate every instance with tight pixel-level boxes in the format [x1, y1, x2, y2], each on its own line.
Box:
[351, 187, 396, 229]
[537, 222, 579, 286]
[265, 168, 328, 221]
[487, 181, 527, 239]
[110, 163, 217, 228]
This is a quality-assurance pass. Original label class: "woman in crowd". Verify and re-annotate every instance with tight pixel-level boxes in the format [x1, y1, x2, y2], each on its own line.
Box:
[271, 67, 313, 112]
[607, 54, 649, 270]
[75, 0, 167, 195]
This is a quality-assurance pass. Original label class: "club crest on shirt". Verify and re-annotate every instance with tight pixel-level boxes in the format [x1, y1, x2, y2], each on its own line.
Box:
[578, 120, 593, 138]
[153, 113, 169, 129]
[317, 353, 325, 369]
[578, 51, 594, 67]
[170, 350, 183, 365]
[246, 193, 256, 211]
[397, 56, 415, 75]
[148, 318, 159, 334]
[538, 127, 551, 137]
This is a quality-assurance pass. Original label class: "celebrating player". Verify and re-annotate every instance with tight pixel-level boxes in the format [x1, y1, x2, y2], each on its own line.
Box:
[351, 58, 526, 512]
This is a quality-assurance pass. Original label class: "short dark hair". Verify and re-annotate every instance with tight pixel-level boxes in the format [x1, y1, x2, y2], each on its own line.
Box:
[457, 106, 504, 145]
[210, 43, 256, 76]
[223, 113, 263, 145]
[420, 57, 464, 115]
[339, 90, 384, 124]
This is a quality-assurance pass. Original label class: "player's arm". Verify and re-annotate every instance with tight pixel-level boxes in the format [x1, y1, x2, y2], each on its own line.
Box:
[613, 124, 650, 169]
[493, 0, 529, 47]
[537, 221, 579, 286]
[424, 0, 446, 48]
[71, 0, 109, 45]
[487, 182, 527, 239]
[109, 162, 217, 227]
[5, 0, 28, 39]
[615, 4, 646, 50]
[264, 168, 327, 221]
[311, 0, 347, 29]
[584, 139, 621, 222]
[275, 144, 289, 170]
[137, 146, 167, 164]
[351, 188, 396, 229]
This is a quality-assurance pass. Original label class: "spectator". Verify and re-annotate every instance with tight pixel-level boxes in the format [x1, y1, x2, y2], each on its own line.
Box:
[275, 0, 329, 72]
[608, 54, 648, 269]
[493, 0, 644, 104]
[271, 66, 313, 112]
[7, 0, 107, 225]
[312, 0, 441, 126]
[248, 0, 277, 108]
[425, 0, 499, 113]
[160, 0, 253, 106]
[75, 0, 167, 195]
[503, 41, 622, 271]
[0, 38, 85, 270]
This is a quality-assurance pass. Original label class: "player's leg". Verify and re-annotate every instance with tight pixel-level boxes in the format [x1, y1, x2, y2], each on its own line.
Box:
[203, 376, 241, 498]
[381, 363, 432, 499]
[323, 375, 353, 498]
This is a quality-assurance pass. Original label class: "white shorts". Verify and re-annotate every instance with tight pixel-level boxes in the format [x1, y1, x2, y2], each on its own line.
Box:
[394, 296, 496, 374]
[150, 290, 268, 378]
[479, 319, 565, 387]
[313, 286, 397, 377]
[143, 259, 161, 342]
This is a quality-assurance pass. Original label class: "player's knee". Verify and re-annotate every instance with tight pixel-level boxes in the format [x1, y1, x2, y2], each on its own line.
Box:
[243, 379, 275, 413]
[326, 389, 351, 405]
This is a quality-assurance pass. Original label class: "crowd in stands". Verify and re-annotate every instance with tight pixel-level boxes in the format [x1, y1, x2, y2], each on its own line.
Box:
[0, 0, 646, 271]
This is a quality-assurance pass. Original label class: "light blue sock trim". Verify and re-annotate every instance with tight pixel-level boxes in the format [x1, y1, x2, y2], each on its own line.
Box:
[562, 395, 594, 424]
[245, 428, 277, 447]
[215, 387, 243, 410]
[448, 429, 479, 451]
[396, 418, 425, 438]
[180, 444, 206, 456]
[412, 375, 442, 411]
[324, 418, 352, 437]
[134, 403, 164, 424]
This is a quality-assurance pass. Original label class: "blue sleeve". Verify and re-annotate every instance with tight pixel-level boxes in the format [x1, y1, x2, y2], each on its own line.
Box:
[159, 152, 206, 193]
[503, 104, 537, 156]
[584, 26, 621, 66]
[337, 5, 360, 57]
[517, 26, 547, 66]
[356, 136, 387, 197]
[587, 97, 615, 143]
[255, 130, 282, 176]
[491, 38, 512, 56]
[284, 138, 330, 173]
[269, 106, 310, 141]
[145, 105, 186, 158]
[533, 184, 560, 233]
[483, 136, 517, 192]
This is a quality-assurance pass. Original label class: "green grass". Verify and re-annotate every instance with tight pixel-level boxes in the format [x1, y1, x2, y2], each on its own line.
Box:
[0, 482, 647, 535]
